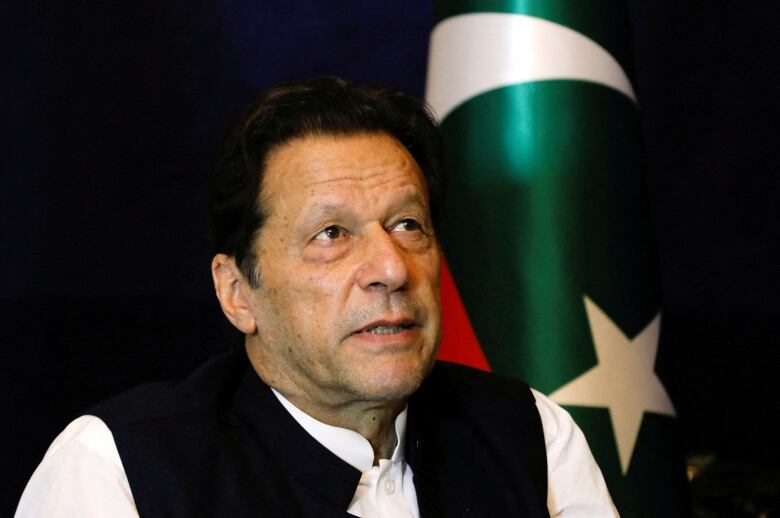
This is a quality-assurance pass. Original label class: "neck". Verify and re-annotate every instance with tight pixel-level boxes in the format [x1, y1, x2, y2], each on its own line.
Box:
[246, 342, 406, 463]
[285, 390, 405, 463]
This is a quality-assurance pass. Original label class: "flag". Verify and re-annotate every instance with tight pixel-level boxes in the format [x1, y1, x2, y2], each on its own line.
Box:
[427, 2, 687, 515]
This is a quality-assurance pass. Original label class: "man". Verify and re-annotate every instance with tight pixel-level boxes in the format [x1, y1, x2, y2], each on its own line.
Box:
[17, 77, 617, 517]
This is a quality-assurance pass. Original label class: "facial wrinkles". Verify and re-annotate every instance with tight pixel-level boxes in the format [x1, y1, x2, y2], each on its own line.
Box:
[282, 136, 417, 191]
[257, 293, 429, 399]
[305, 179, 421, 226]
[295, 239, 428, 348]
[306, 161, 415, 193]
[263, 167, 424, 254]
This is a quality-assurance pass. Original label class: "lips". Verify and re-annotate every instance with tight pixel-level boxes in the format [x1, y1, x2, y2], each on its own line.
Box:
[365, 324, 411, 335]
[351, 318, 418, 337]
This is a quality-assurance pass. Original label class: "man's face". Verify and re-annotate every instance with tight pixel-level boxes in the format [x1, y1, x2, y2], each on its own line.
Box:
[245, 132, 441, 406]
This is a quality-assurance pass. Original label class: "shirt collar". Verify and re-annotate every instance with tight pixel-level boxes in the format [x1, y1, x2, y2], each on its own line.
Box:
[271, 388, 407, 473]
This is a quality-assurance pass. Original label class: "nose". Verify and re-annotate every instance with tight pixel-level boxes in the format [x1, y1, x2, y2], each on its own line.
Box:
[355, 225, 410, 293]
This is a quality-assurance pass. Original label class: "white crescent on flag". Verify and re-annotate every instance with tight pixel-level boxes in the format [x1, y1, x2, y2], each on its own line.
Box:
[425, 13, 637, 121]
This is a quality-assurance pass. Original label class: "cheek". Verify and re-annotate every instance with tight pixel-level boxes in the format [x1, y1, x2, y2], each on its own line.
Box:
[300, 262, 354, 301]
[282, 272, 342, 324]
[414, 252, 442, 291]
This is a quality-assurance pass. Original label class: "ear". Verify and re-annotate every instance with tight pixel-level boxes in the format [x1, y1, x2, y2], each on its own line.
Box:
[211, 254, 258, 335]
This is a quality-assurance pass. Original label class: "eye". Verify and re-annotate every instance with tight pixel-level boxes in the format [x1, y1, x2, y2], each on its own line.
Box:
[313, 225, 347, 241]
[390, 218, 424, 233]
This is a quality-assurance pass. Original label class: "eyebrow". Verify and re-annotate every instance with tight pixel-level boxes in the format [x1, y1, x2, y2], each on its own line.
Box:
[299, 189, 430, 228]
[387, 189, 429, 212]
[301, 203, 347, 223]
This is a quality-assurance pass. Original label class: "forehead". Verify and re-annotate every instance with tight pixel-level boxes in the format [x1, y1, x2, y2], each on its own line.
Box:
[259, 132, 428, 213]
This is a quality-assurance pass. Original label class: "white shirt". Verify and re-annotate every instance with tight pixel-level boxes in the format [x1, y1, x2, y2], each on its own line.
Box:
[271, 389, 419, 517]
[16, 389, 618, 517]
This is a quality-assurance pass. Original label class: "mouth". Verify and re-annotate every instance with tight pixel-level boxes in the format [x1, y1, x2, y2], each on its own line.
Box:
[352, 318, 418, 337]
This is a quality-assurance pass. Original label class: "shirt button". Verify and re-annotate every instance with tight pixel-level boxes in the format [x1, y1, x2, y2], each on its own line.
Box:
[384, 478, 396, 494]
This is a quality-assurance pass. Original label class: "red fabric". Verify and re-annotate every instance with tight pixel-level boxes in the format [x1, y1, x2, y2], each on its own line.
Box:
[437, 259, 491, 372]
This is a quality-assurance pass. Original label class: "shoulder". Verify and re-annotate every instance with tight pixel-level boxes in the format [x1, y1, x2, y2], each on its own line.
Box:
[529, 388, 577, 449]
[16, 416, 138, 517]
[89, 348, 246, 428]
[529, 390, 620, 516]
[44, 415, 122, 462]
[527, 388, 599, 470]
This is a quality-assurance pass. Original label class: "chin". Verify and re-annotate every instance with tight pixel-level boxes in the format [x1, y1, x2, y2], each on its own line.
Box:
[355, 354, 435, 402]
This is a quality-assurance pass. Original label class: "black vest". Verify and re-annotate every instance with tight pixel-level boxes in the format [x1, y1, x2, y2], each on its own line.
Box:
[91, 350, 549, 517]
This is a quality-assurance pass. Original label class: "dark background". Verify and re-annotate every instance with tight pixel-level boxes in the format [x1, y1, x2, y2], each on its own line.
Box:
[2, 1, 778, 515]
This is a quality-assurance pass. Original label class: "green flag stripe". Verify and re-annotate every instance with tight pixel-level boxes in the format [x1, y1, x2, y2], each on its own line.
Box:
[440, 80, 661, 393]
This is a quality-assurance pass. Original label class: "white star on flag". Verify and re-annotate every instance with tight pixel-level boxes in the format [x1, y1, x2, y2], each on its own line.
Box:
[549, 295, 676, 474]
